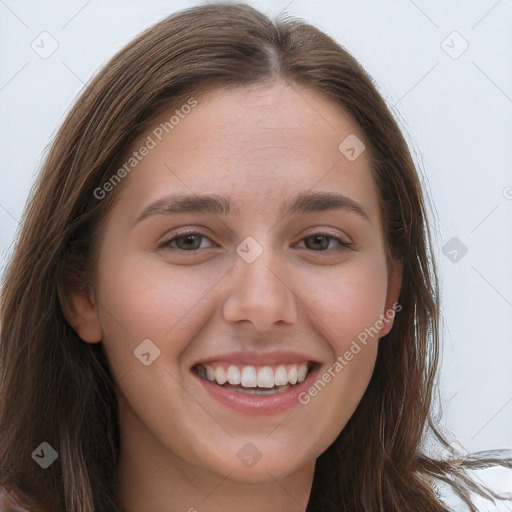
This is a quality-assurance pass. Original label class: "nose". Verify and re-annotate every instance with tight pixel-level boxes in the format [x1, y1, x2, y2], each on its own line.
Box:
[222, 248, 298, 331]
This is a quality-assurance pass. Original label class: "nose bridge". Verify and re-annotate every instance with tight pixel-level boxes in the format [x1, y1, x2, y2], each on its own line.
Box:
[236, 239, 287, 300]
[241, 249, 281, 294]
[222, 237, 298, 330]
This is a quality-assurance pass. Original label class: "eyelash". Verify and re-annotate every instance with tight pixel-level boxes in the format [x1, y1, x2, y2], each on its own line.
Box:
[156, 230, 354, 253]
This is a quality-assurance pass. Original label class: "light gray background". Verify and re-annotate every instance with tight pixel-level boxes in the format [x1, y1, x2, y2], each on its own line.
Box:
[1, 0, 511, 501]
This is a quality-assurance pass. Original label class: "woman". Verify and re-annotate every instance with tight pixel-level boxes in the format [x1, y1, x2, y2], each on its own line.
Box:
[0, 3, 510, 511]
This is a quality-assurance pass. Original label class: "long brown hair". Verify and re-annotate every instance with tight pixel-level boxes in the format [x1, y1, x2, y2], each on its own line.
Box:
[1, 3, 510, 511]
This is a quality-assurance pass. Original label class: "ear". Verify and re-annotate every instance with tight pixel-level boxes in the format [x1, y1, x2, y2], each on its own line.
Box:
[379, 259, 403, 338]
[59, 285, 102, 344]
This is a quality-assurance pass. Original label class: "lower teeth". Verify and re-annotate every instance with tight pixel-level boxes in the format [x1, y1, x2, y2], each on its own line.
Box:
[230, 385, 289, 395]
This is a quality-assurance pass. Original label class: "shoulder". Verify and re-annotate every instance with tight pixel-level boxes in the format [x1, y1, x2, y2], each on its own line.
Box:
[435, 466, 512, 511]
[0, 486, 32, 512]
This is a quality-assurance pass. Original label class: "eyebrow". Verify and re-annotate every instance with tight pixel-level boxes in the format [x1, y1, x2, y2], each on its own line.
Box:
[134, 191, 370, 224]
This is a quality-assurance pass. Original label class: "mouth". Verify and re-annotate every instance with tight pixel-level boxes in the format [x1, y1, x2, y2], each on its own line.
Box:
[193, 361, 317, 395]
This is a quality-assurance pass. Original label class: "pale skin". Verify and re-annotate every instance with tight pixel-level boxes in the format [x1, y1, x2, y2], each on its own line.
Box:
[68, 81, 402, 512]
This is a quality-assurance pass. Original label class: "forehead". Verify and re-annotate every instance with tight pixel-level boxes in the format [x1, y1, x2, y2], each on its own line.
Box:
[149, 82, 365, 163]
[115, 81, 381, 224]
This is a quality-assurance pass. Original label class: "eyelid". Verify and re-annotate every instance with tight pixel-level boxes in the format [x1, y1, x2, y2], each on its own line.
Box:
[294, 231, 354, 251]
[156, 229, 217, 250]
[156, 227, 355, 253]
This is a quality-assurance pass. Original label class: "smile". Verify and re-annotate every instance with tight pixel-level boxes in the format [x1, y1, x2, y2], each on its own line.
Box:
[194, 362, 314, 395]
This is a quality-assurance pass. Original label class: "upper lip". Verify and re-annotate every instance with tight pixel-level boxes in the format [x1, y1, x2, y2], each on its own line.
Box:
[191, 350, 320, 368]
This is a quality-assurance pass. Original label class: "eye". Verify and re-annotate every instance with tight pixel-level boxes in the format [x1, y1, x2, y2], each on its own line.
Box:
[298, 233, 354, 252]
[156, 230, 354, 253]
[157, 230, 216, 251]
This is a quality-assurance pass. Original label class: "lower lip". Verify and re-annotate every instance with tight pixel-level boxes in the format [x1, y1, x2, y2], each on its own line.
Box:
[193, 365, 321, 415]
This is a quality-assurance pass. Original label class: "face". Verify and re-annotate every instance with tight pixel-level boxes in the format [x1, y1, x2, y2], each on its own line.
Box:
[71, 81, 401, 484]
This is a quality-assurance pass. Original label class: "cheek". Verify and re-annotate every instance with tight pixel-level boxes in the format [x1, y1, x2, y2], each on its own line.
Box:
[297, 254, 389, 352]
[94, 253, 221, 373]
[97, 251, 217, 329]
[290, 252, 387, 429]
[293, 258, 386, 440]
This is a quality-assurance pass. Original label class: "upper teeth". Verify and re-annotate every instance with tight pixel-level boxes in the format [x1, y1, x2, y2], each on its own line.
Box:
[199, 363, 309, 388]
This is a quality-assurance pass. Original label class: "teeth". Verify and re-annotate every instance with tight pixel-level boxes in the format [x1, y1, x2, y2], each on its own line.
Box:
[274, 365, 288, 386]
[257, 366, 274, 388]
[233, 387, 283, 395]
[288, 366, 298, 385]
[214, 366, 227, 385]
[297, 363, 308, 383]
[198, 362, 311, 388]
[241, 366, 257, 387]
[227, 365, 241, 385]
